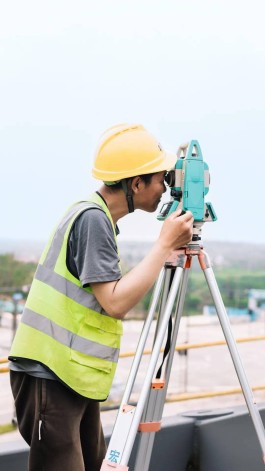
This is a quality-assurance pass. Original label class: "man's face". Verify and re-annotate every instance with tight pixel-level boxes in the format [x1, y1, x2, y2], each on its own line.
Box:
[135, 171, 167, 213]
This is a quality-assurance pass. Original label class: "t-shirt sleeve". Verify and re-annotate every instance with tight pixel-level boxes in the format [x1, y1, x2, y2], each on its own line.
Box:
[67, 208, 122, 286]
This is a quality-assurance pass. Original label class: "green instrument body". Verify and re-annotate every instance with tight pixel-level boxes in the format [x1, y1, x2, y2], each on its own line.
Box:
[157, 140, 217, 223]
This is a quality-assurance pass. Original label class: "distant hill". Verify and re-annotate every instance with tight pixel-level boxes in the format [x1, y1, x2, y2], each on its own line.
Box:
[0, 239, 45, 262]
[1, 238, 264, 271]
[118, 240, 265, 271]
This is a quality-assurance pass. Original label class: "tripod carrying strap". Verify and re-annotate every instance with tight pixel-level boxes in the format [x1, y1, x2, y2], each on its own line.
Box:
[155, 315, 172, 379]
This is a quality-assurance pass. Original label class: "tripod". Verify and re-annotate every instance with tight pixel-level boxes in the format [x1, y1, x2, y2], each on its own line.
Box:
[101, 234, 265, 470]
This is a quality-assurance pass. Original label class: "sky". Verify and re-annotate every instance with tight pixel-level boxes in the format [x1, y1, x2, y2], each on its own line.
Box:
[1, 0, 265, 245]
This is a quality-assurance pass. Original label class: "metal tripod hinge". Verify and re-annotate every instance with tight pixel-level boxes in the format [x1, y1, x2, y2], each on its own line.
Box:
[100, 242, 265, 470]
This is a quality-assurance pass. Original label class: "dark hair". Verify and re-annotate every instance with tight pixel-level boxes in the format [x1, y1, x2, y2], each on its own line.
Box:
[105, 173, 155, 191]
[139, 173, 155, 184]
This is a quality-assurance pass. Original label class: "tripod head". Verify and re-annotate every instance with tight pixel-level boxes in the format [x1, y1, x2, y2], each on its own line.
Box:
[157, 140, 217, 242]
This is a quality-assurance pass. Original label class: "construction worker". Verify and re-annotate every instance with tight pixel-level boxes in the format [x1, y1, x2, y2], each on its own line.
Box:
[8, 124, 194, 471]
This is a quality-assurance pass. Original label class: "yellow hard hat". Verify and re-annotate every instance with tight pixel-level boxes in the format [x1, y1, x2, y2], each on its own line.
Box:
[92, 123, 176, 182]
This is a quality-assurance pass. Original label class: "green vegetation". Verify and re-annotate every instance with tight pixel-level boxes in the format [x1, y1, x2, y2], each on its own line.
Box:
[136, 268, 265, 318]
[0, 254, 36, 295]
[0, 252, 264, 318]
[0, 423, 17, 435]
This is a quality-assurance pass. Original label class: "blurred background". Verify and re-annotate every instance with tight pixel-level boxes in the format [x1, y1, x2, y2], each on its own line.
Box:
[1, 0, 265, 449]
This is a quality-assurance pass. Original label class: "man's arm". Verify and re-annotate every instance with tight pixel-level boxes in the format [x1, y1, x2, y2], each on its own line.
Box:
[91, 210, 193, 319]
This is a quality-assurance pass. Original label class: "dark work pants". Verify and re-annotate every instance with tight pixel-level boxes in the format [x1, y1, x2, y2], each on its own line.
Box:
[10, 371, 106, 471]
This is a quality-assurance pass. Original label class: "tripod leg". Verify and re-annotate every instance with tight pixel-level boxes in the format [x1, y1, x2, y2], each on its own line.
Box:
[101, 265, 185, 470]
[200, 250, 265, 462]
[134, 267, 190, 471]
[101, 269, 166, 471]
[122, 268, 166, 405]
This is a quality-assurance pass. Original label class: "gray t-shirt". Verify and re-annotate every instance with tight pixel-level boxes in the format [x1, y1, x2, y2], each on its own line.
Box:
[67, 207, 121, 286]
[10, 203, 121, 379]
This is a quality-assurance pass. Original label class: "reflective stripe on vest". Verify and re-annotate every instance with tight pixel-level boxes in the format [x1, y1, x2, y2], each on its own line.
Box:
[37, 201, 111, 315]
[35, 264, 103, 312]
[22, 307, 119, 363]
[44, 201, 99, 270]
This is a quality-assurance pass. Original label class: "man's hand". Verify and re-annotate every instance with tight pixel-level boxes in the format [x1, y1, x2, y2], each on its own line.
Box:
[158, 209, 194, 252]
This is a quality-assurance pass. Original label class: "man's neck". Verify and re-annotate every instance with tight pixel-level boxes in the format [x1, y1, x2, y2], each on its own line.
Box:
[97, 185, 129, 225]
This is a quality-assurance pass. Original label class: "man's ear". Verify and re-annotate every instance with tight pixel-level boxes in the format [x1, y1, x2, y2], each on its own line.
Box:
[131, 176, 143, 193]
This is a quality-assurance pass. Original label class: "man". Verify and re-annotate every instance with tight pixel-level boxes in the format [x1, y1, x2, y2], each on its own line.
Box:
[9, 123, 193, 470]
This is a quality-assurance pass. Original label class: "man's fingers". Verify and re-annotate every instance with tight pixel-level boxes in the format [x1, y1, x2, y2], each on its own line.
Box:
[184, 210, 194, 220]
[172, 209, 193, 220]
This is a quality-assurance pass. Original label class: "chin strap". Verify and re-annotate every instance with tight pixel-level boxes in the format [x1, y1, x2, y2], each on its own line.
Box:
[121, 179, 134, 213]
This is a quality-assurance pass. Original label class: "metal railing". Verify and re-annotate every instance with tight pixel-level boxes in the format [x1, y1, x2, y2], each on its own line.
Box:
[1, 335, 265, 403]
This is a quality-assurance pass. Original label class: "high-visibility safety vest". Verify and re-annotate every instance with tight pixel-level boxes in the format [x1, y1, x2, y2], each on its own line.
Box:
[9, 192, 123, 400]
